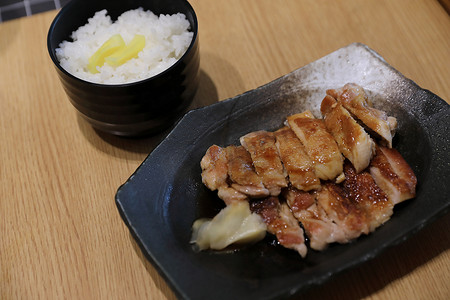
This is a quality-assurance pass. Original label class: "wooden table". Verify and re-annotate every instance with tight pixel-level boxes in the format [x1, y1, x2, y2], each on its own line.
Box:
[1, 0, 449, 299]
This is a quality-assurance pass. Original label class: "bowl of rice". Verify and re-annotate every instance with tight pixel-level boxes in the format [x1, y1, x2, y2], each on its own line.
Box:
[47, 0, 199, 137]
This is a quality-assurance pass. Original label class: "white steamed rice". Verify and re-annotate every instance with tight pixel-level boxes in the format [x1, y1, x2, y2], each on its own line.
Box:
[56, 8, 193, 84]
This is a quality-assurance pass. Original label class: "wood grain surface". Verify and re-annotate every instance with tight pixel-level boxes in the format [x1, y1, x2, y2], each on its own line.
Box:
[1, 0, 449, 299]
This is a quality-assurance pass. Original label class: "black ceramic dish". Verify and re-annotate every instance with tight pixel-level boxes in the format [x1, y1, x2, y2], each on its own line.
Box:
[115, 43, 450, 299]
[47, 0, 199, 137]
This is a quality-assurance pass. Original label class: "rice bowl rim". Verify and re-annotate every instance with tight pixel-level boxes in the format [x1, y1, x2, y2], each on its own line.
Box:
[47, 0, 199, 88]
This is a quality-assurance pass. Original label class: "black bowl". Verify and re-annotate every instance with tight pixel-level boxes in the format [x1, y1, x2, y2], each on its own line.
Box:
[47, 0, 199, 137]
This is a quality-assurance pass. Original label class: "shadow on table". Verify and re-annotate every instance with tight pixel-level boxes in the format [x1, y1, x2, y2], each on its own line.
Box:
[127, 233, 178, 300]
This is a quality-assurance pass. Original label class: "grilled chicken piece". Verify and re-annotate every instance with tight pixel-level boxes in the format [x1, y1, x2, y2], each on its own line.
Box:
[342, 162, 393, 232]
[240, 131, 288, 195]
[225, 145, 270, 198]
[287, 111, 344, 181]
[201, 145, 228, 191]
[274, 127, 321, 191]
[284, 187, 347, 250]
[201, 145, 247, 205]
[370, 146, 417, 204]
[250, 197, 307, 257]
[327, 83, 397, 148]
[217, 187, 248, 204]
[316, 183, 369, 240]
[321, 95, 375, 173]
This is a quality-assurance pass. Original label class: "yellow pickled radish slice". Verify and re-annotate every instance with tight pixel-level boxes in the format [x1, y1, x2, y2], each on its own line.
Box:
[87, 34, 126, 74]
[105, 34, 146, 67]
